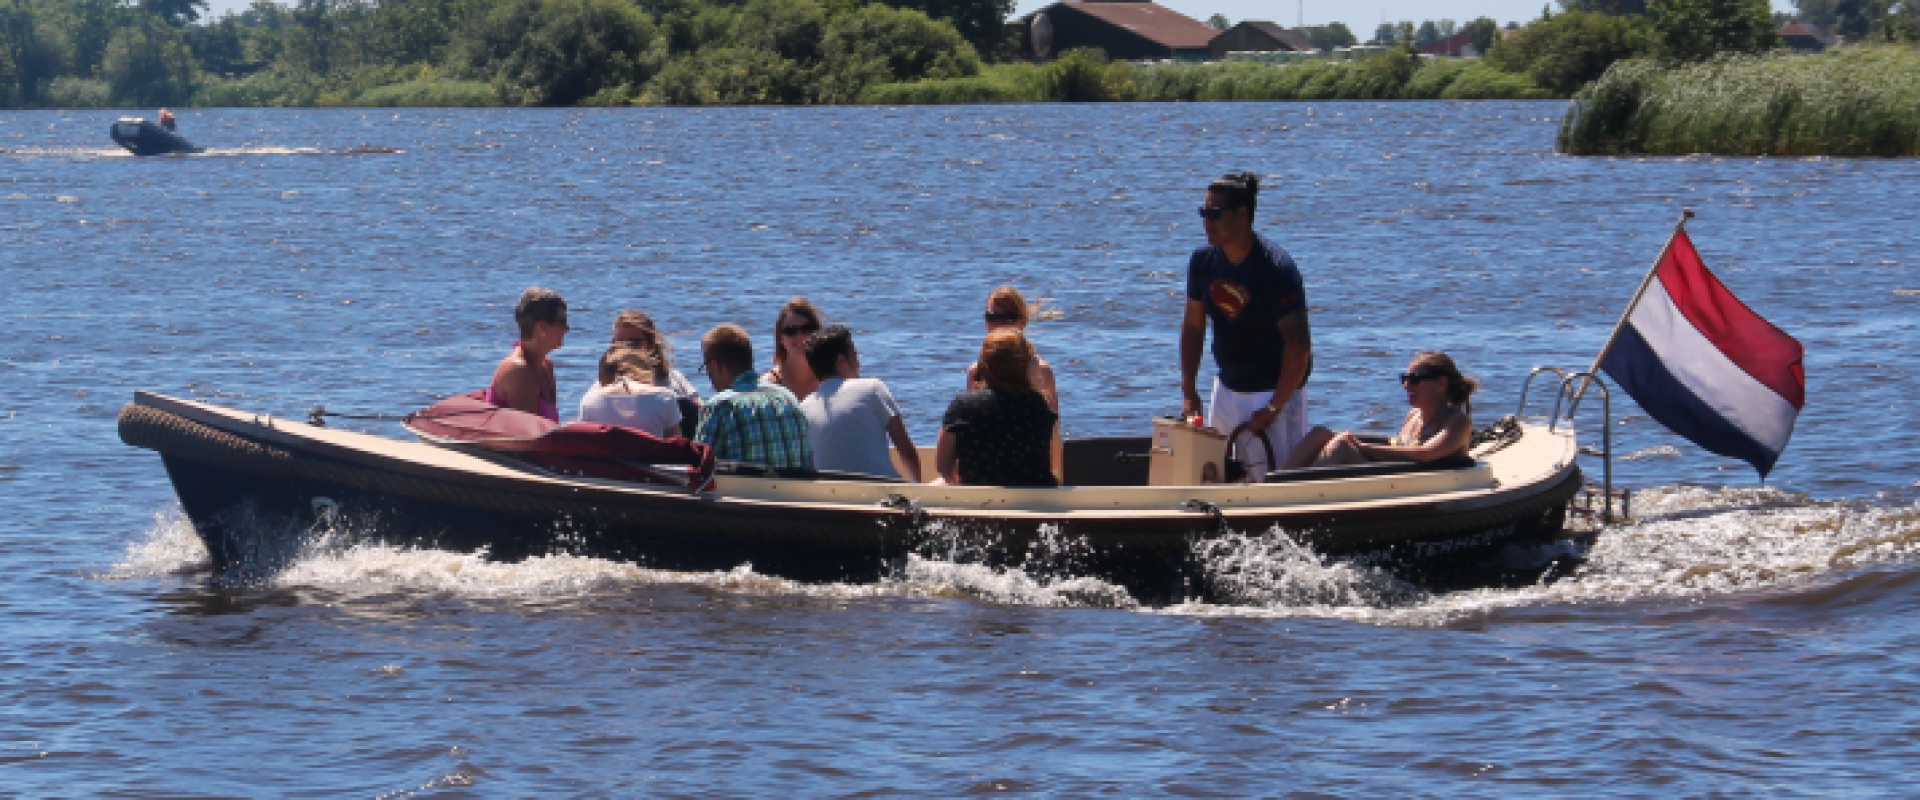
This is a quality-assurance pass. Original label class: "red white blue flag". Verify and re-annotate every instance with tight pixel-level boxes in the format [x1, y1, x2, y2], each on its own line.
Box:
[1599, 229, 1805, 478]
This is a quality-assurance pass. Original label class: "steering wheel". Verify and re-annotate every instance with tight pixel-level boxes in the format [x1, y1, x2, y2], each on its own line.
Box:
[1224, 422, 1275, 483]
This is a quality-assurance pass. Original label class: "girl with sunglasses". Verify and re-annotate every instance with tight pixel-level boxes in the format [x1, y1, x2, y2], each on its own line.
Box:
[965, 285, 1062, 481]
[1280, 351, 1479, 471]
[763, 297, 825, 401]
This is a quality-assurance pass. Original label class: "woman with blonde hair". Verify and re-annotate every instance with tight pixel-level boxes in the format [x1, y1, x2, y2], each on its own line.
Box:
[965, 285, 1061, 479]
[762, 297, 824, 401]
[576, 343, 683, 439]
[611, 308, 701, 426]
[1281, 351, 1478, 470]
[935, 329, 1058, 488]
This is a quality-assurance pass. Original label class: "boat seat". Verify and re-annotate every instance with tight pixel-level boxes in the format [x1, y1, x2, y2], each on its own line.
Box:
[713, 462, 906, 483]
[1263, 454, 1477, 484]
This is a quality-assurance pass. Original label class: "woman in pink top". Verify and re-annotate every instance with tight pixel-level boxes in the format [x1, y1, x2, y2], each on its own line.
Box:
[486, 286, 569, 422]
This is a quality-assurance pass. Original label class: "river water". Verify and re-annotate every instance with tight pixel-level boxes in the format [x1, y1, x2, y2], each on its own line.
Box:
[4, 103, 1917, 794]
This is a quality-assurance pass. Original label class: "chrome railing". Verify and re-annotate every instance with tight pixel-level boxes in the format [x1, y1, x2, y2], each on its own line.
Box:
[1515, 366, 1628, 523]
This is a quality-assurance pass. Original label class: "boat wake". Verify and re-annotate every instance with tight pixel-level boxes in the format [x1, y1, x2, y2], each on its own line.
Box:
[4, 146, 368, 159]
[101, 486, 1920, 622]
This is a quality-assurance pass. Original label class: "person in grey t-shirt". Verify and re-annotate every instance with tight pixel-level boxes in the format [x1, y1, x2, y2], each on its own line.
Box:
[798, 326, 923, 482]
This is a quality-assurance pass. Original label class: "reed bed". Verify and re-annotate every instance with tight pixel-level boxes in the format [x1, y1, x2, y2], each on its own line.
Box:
[859, 53, 1551, 105]
[1560, 46, 1920, 156]
[355, 81, 502, 107]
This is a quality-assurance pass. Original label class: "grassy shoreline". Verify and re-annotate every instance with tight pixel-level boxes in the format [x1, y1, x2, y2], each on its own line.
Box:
[861, 52, 1553, 104]
[1560, 46, 1920, 157]
[29, 49, 1555, 109]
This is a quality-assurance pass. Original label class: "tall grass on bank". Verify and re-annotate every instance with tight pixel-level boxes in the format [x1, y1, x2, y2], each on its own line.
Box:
[192, 65, 505, 108]
[1560, 46, 1920, 156]
[860, 49, 1552, 105]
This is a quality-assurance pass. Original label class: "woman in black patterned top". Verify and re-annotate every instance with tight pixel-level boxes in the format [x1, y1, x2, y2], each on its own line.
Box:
[935, 329, 1059, 488]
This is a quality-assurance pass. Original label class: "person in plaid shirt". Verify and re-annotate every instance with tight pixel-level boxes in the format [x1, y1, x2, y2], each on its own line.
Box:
[694, 324, 813, 469]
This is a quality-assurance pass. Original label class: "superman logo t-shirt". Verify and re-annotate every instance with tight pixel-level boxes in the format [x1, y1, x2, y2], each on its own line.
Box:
[1185, 233, 1308, 393]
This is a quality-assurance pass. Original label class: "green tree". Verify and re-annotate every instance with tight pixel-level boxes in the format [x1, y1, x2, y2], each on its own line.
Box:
[1562, 0, 1651, 14]
[277, 0, 354, 75]
[1301, 22, 1356, 50]
[101, 15, 199, 104]
[457, 0, 657, 105]
[352, 0, 492, 67]
[1206, 13, 1229, 29]
[1416, 19, 1441, 44]
[1486, 9, 1653, 94]
[1650, 0, 1778, 60]
[187, 15, 244, 73]
[816, 2, 978, 101]
[1793, 0, 1889, 38]
[727, 0, 829, 63]
[892, 0, 1014, 61]
[140, 0, 208, 26]
[1879, 0, 1920, 40]
[1464, 16, 1500, 54]
[1372, 22, 1398, 43]
[58, 0, 125, 79]
[648, 45, 801, 104]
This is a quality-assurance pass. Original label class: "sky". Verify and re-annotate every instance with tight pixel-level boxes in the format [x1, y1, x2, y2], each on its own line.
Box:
[198, 0, 1798, 33]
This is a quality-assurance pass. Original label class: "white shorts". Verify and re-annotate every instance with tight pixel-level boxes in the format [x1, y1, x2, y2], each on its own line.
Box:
[1208, 379, 1309, 479]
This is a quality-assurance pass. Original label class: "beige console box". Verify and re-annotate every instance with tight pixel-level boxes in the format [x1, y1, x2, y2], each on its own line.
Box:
[1148, 417, 1228, 487]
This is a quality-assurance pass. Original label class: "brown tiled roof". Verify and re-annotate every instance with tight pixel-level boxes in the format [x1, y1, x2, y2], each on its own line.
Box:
[1235, 20, 1315, 51]
[1059, 1, 1222, 50]
[1778, 22, 1837, 45]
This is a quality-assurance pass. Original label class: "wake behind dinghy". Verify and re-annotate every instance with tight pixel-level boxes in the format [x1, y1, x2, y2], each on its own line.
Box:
[110, 117, 201, 156]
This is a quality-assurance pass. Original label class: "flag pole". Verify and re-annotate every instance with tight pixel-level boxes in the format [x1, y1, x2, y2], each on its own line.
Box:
[1571, 208, 1694, 415]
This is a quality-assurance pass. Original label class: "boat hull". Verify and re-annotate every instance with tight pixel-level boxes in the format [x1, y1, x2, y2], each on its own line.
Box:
[109, 119, 201, 156]
[121, 393, 1583, 602]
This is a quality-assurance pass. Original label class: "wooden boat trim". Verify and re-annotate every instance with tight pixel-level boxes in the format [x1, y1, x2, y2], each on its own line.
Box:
[126, 391, 1576, 526]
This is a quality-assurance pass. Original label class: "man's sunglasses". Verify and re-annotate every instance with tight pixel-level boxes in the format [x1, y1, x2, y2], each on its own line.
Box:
[984, 312, 1021, 325]
[1197, 206, 1236, 221]
[780, 324, 820, 337]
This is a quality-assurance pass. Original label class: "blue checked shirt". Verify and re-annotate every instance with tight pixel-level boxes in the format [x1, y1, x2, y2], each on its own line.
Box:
[694, 373, 813, 469]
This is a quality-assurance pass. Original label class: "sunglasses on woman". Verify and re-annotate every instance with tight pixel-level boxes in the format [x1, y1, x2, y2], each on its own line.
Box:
[780, 324, 819, 337]
[1400, 371, 1444, 385]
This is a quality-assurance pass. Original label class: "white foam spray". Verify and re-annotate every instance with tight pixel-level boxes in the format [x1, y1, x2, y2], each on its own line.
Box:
[104, 488, 1920, 621]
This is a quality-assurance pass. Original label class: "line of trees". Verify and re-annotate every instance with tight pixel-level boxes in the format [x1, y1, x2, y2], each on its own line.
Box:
[6, 0, 1918, 109]
[1, 0, 1008, 108]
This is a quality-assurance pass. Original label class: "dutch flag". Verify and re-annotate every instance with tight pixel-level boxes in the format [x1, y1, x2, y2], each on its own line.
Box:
[1599, 229, 1806, 478]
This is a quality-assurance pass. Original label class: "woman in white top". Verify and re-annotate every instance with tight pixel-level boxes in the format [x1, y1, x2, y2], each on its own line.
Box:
[611, 309, 701, 421]
[1281, 351, 1477, 470]
[577, 343, 683, 439]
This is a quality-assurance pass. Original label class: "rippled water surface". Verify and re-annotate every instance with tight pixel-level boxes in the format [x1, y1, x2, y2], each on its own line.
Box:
[5, 103, 1919, 794]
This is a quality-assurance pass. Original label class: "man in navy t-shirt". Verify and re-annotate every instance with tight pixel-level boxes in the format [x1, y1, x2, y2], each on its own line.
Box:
[1179, 172, 1313, 476]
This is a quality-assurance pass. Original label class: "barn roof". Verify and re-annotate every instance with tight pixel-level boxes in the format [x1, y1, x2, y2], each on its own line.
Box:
[1044, 1, 1222, 50]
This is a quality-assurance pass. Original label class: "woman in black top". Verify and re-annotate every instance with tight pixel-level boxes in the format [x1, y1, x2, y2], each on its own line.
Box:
[935, 329, 1058, 488]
